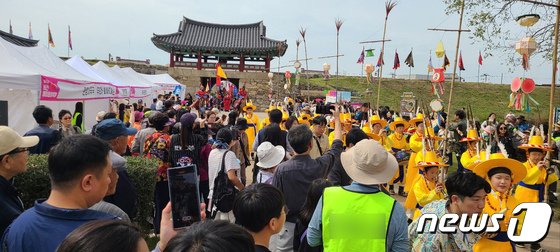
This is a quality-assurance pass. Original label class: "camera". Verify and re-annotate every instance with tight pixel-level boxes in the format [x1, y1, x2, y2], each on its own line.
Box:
[315, 103, 335, 115]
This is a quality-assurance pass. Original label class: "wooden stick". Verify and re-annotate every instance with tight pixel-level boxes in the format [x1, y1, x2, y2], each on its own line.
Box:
[427, 28, 471, 32]
[376, 15, 389, 110]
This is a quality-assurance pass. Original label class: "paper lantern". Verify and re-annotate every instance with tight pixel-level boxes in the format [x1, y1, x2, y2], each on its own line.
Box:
[516, 14, 540, 27]
[364, 64, 375, 74]
[435, 41, 445, 58]
[521, 78, 535, 94]
[511, 77, 521, 92]
[322, 63, 331, 71]
[285, 71, 292, 78]
[515, 37, 538, 57]
[365, 49, 374, 57]
[267, 72, 274, 79]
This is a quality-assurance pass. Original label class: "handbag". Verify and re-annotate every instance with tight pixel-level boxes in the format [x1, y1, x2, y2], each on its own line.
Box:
[212, 150, 237, 213]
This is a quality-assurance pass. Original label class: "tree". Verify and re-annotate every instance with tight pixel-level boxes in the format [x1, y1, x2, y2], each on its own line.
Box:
[443, 0, 557, 69]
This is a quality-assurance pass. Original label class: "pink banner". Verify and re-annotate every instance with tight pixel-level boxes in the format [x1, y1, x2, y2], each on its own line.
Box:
[40, 76, 117, 101]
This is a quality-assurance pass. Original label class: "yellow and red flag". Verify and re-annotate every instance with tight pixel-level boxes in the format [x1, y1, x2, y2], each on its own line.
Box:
[216, 63, 227, 86]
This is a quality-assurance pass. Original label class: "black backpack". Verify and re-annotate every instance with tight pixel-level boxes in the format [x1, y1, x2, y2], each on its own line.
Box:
[212, 150, 237, 213]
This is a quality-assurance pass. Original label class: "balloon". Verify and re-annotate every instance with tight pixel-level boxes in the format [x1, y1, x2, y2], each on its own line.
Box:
[511, 77, 521, 92]
[521, 78, 535, 94]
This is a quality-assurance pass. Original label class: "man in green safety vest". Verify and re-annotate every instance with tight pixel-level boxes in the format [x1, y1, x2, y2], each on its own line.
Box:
[307, 139, 409, 251]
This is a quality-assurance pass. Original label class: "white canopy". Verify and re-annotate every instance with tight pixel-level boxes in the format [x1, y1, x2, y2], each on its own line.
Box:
[91, 61, 133, 98]
[65, 56, 108, 83]
[112, 66, 158, 98]
[139, 73, 181, 85]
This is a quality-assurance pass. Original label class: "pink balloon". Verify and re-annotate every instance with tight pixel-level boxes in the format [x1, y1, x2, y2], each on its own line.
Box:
[511, 77, 521, 92]
[521, 78, 535, 94]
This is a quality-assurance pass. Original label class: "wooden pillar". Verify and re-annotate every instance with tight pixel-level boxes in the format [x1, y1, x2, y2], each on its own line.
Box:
[265, 55, 270, 72]
[169, 48, 175, 67]
[197, 52, 202, 70]
[239, 54, 245, 72]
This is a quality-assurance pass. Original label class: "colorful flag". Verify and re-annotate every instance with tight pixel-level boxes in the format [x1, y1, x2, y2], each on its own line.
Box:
[9, 20, 13, 34]
[404, 50, 414, 67]
[365, 49, 375, 57]
[376, 51, 384, 67]
[28, 22, 33, 39]
[428, 55, 434, 73]
[458, 52, 465, 71]
[216, 63, 227, 86]
[478, 51, 483, 65]
[442, 54, 450, 71]
[356, 48, 365, 64]
[431, 68, 445, 83]
[68, 26, 72, 50]
[48, 24, 55, 48]
[393, 50, 400, 70]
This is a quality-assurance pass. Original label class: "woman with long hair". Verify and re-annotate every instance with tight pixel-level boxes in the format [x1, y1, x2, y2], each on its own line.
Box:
[496, 123, 516, 159]
[293, 179, 333, 252]
[72, 102, 84, 132]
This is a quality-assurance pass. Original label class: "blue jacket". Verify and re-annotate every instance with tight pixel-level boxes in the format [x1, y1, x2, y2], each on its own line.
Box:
[23, 125, 61, 154]
[2, 200, 116, 252]
[0, 176, 24, 236]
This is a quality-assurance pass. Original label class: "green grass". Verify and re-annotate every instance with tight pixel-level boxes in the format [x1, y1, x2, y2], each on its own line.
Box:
[301, 76, 556, 122]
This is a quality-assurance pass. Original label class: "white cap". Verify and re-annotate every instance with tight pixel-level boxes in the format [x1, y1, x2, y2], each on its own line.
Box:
[0, 126, 39, 156]
[256, 142, 285, 169]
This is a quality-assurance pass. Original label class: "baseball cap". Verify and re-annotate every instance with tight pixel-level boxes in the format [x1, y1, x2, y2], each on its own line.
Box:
[95, 119, 138, 140]
[0, 126, 39, 156]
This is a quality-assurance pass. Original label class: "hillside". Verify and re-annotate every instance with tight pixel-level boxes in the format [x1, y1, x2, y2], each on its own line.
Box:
[301, 76, 557, 122]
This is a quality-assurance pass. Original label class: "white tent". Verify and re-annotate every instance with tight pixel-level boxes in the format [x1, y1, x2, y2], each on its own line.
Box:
[139, 73, 183, 94]
[91, 61, 133, 99]
[0, 38, 116, 134]
[112, 66, 158, 99]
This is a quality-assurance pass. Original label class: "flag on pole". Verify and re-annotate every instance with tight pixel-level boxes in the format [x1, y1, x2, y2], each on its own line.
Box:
[376, 51, 384, 67]
[458, 52, 465, 71]
[365, 49, 375, 57]
[478, 51, 483, 65]
[9, 20, 13, 34]
[442, 54, 450, 71]
[28, 22, 33, 39]
[48, 24, 55, 48]
[428, 55, 434, 73]
[393, 50, 400, 70]
[216, 63, 227, 86]
[356, 48, 365, 64]
[68, 26, 73, 50]
[404, 50, 414, 67]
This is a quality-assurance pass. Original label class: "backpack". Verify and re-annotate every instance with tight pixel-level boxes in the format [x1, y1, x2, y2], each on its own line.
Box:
[212, 150, 237, 213]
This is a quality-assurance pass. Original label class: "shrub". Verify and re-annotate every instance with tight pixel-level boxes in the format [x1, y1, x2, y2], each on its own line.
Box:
[14, 154, 157, 233]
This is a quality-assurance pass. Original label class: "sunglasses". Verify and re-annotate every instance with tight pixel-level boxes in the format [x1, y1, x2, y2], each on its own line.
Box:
[62, 116, 72, 120]
[2, 147, 28, 158]
[499, 127, 506, 130]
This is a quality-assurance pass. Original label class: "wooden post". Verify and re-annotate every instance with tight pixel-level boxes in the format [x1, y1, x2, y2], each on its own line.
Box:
[169, 48, 175, 67]
[548, 0, 560, 149]
[239, 54, 245, 72]
[265, 55, 270, 72]
[197, 52, 202, 70]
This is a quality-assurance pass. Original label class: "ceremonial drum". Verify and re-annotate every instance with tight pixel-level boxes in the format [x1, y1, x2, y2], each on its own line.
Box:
[394, 149, 411, 165]
[430, 99, 444, 112]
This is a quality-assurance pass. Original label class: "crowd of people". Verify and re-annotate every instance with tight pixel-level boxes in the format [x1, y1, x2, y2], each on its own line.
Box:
[0, 92, 559, 252]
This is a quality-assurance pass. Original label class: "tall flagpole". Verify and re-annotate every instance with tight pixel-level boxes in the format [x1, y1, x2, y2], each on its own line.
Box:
[477, 60, 481, 83]
[376, 0, 396, 109]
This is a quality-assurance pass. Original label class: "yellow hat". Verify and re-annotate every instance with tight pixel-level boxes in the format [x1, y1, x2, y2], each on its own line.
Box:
[243, 100, 257, 111]
[473, 153, 527, 184]
[409, 113, 426, 127]
[370, 115, 388, 128]
[416, 151, 448, 168]
[299, 114, 311, 121]
[460, 129, 481, 142]
[366, 132, 381, 141]
[341, 113, 353, 125]
[418, 127, 443, 141]
[264, 105, 275, 112]
[389, 117, 409, 131]
[362, 123, 372, 134]
[518, 135, 553, 151]
[282, 112, 289, 121]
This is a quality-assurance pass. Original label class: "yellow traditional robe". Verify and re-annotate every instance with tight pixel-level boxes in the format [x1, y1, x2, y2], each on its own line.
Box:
[260, 117, 270, 129]
[515, 161, 559, 203]
[460, 150, 481, 172]
[388, 133, 409, 185]
[474, 191, 518, 252]
[328, 131, 345, 147]
[244, 113, 260, 152]
[405, 132, 423, 193]
[412, 177, 445, 220]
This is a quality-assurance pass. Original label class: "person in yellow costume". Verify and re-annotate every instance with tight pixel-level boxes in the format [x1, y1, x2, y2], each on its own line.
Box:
[473, 151, 527, 252]
[459, 129, 483, 172]
[364, 115, 389, 149]
[329, 112, 352, 147]
[243, 100, 260, 152]
[260, 104, 276, 129]
[298, 113, 312, 127]
[412, 150, 447, 220]
[515, 134, 559, 204]
[387, 117, 410, 195]
[405, 114, 427, 196]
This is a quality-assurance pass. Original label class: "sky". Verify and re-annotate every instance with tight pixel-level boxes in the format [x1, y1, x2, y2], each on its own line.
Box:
[1, 0, 556, 85]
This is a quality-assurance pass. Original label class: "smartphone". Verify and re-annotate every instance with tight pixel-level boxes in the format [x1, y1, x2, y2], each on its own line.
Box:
[167, 165, 201, 229]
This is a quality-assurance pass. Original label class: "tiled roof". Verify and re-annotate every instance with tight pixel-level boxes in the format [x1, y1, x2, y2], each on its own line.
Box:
[0, 30, 38, 47]
[152, 17, 287, 57]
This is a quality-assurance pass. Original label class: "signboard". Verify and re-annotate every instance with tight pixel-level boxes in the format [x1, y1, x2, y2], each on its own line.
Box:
[336, 91, 352, 102]
[40, 76, 117, 101]
[130, 86, 152, 98]
[400, 92, 416, 118]
[326, 90, 337, 103]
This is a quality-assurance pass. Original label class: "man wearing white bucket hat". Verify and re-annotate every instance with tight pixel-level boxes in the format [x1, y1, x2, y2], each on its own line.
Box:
[307, 139, 409, 251]
[0, 126, 39, 235]
[255, 141, 285, 184]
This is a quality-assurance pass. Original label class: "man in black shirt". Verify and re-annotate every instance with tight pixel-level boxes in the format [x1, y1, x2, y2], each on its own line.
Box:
[0, 126, 39, 235]
[24, 105, 61, 154]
